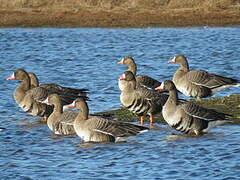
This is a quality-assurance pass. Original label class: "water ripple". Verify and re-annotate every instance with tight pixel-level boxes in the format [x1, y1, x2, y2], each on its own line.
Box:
[0, 27, 240, 179]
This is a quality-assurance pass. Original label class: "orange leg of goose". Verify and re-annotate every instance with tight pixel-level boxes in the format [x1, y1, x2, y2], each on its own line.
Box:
[149, 115, 154, 128]
[140, 116, 144, 126]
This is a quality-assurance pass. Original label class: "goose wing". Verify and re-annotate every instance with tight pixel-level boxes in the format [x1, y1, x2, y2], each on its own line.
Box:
[186, 70, 238, 88]
[136, 75, 161, 89]
[87, 117, 148, 137]
[40, 83, 88, 96]
[181, 103, 229, 122]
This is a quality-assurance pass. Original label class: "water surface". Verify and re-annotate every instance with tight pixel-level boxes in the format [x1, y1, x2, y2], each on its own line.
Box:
[0, 27, 240, 179]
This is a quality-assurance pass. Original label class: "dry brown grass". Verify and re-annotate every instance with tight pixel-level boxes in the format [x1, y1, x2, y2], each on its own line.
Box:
[202, 0, 234, 10]
[0, 0, 239, 10]
[0, 0, 239, 27]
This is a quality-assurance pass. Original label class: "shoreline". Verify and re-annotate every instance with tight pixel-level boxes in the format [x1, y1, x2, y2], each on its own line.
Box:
[1, 8, 240, 28]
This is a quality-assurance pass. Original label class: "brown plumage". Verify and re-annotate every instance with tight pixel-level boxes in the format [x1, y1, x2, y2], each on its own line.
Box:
[28, 72, 88, 97]
[118, 71, 168, 127]
[42, 94, 77, 135]
[117, 56, 161, 89]
[67, 98, 149, 143]
[155, 80, 231, 135]
[6, 69, 53, 118]
[169, 54, 240, 98]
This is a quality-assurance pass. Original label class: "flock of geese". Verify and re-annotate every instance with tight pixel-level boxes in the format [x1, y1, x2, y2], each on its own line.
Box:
[7, 54, 240, 143]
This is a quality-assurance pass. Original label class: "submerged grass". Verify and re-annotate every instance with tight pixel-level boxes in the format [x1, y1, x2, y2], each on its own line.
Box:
[95, 94, 240, 124]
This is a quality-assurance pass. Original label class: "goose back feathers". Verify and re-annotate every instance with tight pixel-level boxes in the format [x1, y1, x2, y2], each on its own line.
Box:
[169, 54, 240, 98]
[7, 69, 54, 118]
[119, 71, 168, 126]
[155, 80, 231, 135]
[67, 98, 149, 142]
[118, 56, 161, 89]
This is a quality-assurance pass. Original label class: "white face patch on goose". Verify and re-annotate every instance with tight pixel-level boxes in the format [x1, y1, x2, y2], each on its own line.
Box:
[11, 73, 15, 78]
[159, 82, 164, 89]
[119, 73, 126, 80]
[72, 100, 76, 107]
[42, 97, 49, 104]
[172, 56, 176, 62]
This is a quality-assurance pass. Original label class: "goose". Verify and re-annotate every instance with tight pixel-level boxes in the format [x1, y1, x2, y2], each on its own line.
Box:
[28, 72, 88, 96]
[67, 98, 149, 143]
[117, 56, 161, 89]
[27, 72, 88, 104]
[42, 94, 77, 135]
[7, 69, 89, 117]
[155, 80, 231, 135]
[168, 54, 240, 98]
[6, 69, 53, 118]
[118, 71, 168, 128]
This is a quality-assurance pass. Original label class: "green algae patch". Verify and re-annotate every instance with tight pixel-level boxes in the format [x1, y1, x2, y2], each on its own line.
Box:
[95, 94, 240, 124]
[190, 94, 240, 124]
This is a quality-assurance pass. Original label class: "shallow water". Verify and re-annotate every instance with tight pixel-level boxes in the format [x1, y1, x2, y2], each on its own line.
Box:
[0, 27, 240, 179]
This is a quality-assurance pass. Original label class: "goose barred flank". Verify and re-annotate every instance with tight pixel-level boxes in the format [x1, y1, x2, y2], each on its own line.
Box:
[118, 70, 169, 127]
[155, 80, 231, 135]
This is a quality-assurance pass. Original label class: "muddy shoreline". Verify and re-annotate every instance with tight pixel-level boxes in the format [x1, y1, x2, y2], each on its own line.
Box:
[1, 8, 240, 28]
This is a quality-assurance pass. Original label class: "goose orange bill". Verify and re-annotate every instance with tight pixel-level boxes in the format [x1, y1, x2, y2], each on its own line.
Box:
[6, 73, 15, 80]
[155, 83, 164, 91]
[119, 73, 126, 80]
[168, 56, 176, 63]
[67, 101, 76, 108]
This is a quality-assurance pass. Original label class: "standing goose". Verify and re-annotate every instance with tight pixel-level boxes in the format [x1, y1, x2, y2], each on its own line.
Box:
[117, 56, 161, 89]
[155, 80, 231, 135]
[6, 69, 53, 118]
[42, 94, 77, 135]
[118, 71, 168, 128]
[168, 54, 240, 98]
[67, 98, 149, 143]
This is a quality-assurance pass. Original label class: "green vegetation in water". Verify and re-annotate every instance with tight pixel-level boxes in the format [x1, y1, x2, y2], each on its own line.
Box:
[95, 94, 240, 124]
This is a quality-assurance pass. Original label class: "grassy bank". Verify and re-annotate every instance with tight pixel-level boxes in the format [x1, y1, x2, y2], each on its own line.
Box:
[0, 0, 240, 27]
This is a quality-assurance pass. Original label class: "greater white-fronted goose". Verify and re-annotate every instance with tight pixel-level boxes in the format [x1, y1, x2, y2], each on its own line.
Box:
[168, 54, 240, 98]
[27, 72, 88, 104]
[155, 80, 231, 135]
[28, 72, 88, 97]
[7, 69, 88, 119]
[117, 56, 161, 89]
[118, 71, 168, 128]
[6, 69, 53, 118]
[67, 98, 149, 143]
[42, 94, 77, 135]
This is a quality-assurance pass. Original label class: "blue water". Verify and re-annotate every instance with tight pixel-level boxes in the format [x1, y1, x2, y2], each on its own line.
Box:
[0, 27, 240, 179]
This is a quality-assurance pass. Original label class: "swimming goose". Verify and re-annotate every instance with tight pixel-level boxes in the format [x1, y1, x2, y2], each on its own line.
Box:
[42, 94, 77, 135]
[7, 69, 53, 117]
[28, 72, 88, 97]
[67, 98, 149, 143]
[7, 69, 88, 118]
[117, 56, 161, 89]
[155, 80, 231, 135]
[118, 71, 168, 127]
[27, 72, 88, 104]
[6, 69, 53, 118]
[168, 54, 240, 98]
